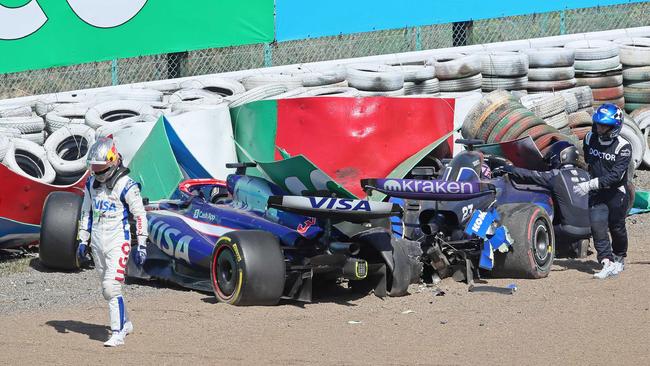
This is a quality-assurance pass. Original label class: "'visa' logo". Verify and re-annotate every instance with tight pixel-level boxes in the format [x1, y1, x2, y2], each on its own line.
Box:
[308, 197, 371, 211]
[94, 200, 117, 212]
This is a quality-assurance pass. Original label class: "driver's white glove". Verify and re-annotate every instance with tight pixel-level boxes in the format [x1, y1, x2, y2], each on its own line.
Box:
[574, 178, 599, 197]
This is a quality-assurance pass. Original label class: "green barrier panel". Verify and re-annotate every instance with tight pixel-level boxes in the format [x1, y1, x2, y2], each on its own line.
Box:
[128, 117, 184, 200]
[0, 0, 273, 73]
[230, 100, 278, 177]
[257, 155, 357, 199]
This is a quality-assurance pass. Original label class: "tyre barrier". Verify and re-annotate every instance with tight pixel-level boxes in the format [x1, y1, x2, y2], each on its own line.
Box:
[44, 124, 95, 176]
[463, 89, 590, 153]
[94, 114, 157, 138]
[225, 84, 290, 108]
[630, 107, 650, 168]
[0, 116, 45, 135]
[85, 100, 156, 129]
[179, 77, 246, 97]
[299, 66, 348, 87]
[393, 65, 436, 83]
[0, 105, 32, 118]
[5, 35, 650, 177]
[479, 52, 529, 92]
[524, 48, 576, 94]
[345, 64, 404, 92]
[616, 38, 650, 113]
[21, 131, 46, 145]
[241, 73, 304, 91]
[404, 79, 441, 95]
[566, 40, 624, 109]
[620, 113, 646, 169]
[1, 138, 56, 184]
[0, 135, 10, 161]
[300, 86, 361, 97]
[45, 105, 88, 133]
[0, 126, 21, 139]
[433, 54, 483, 94]
[168, 89, 224, 105]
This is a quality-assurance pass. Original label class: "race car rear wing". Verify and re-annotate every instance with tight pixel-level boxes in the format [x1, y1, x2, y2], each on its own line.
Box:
[361, 178, 495, 201]
[267, 196, 402, 222]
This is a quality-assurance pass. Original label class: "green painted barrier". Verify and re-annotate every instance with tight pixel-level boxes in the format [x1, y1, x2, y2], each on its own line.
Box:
[0, 0, 273, 73]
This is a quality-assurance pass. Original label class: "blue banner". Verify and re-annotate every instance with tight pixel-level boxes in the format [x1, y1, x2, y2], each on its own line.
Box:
[276, 0, 646, 41]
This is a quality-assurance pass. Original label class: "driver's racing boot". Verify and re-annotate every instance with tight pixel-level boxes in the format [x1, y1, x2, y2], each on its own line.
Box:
[104, 330, 125, 347]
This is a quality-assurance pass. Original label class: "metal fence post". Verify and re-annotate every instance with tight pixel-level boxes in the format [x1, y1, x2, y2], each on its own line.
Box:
[415, 26, 422, 51]
[167, 52, 188, 79]
[541, 13, 549, 35]
[111, 59, 119, 86]
[452, 21, 474, 46]
[264, 43, 273, 67]
[560, 10, 566, 35]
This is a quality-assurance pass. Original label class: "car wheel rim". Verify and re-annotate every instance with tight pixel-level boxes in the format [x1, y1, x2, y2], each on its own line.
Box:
[214, 246, 238, 299]
[533, 220, 551, 266]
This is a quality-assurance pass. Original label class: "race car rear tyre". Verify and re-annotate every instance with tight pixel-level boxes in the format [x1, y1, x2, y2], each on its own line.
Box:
[210, 230, 285, 306]
[387, 238, 423, 297]
[39, 191, 83, 270]
[492, 203, 555, 279]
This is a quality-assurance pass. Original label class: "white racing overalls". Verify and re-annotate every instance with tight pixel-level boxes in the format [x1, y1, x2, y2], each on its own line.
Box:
[78, 174, 147, 332]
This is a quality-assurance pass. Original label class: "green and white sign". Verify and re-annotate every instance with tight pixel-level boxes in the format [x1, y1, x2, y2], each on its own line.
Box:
[0, 0, 274, 73]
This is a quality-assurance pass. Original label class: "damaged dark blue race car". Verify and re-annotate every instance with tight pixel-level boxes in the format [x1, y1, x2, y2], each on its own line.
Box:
[362, 139, 561, 284]
[39, 163, 422, 305]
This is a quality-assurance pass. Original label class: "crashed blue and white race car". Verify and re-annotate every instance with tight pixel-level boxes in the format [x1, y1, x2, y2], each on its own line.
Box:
[39, 163, 422, 305]
[363, 139, 558, 283]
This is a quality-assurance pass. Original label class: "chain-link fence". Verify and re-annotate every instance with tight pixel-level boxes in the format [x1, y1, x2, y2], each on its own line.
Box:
[1, 3, 649, 99]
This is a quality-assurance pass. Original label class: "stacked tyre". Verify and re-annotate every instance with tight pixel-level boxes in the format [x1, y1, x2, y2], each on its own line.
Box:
[44, 124, 96, 185]
[299, 66, 348, 88]
[479, 52, 528, 93]
[345, 64, 405, 96]
[394, 65, 439, 96]
[566, 111, 593, 141]
[616, 38, 650, 113]
[629, 107, 650, 168]
[563, 86, 595, 114]
[433, 54, 482, 97]
[524, 48, 577, 94]
[1, 138, 56, 184]
[461, 90, 570, 153]
[520, 94, 569, 132]
[45, 105, 88, 134]
[565, 40, 623, 109]
[0, 116, 46, 145]
[619, 113, 647, 170]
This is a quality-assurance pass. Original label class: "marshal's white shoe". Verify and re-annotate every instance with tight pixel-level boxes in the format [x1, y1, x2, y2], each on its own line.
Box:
[593, 258, 617, 279]
[612, 257, 625, 275]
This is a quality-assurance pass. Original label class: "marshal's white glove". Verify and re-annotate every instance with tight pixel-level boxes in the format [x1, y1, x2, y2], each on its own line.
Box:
[574, 178, 599, 197]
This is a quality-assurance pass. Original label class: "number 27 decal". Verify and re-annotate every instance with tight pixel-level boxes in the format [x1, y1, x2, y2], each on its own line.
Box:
[461, 204, 474, 221]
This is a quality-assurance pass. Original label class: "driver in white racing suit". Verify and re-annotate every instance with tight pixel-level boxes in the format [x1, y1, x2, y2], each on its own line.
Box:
[77, 137, 148, 347]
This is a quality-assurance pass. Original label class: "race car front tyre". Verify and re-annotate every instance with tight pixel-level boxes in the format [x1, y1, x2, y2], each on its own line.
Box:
[210, 230, 286, 306]
[492, 203, 555, 279]
[39, 191, 83, 270]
